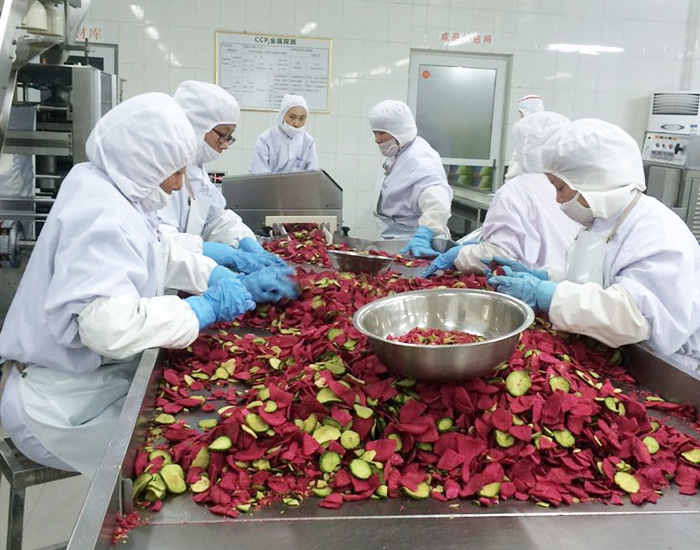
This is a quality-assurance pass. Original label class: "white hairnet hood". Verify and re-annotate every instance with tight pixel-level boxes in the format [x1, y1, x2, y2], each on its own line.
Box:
[518, 95, 545, 117]
[174, 80, 240, 165]
[512, 111, 570, 173]
[277, 94, 308, 125]
[86, 92, 196, 203]
[542, 118, 646, 219]
[369, 100, 418, 147]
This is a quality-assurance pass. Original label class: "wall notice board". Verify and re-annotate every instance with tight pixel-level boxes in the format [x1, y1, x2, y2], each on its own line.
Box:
[215, 32, 332, 112]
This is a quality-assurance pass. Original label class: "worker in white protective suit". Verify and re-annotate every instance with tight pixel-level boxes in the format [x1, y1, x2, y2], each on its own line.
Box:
[0, 93, 258, 477]
[249, 94, 319, 174]
[369, 100, 453, 257]
[488, 119, 700, 377]
[505, 94, 546, 181]
[422, 112, 581, 278]
[160, 81, 290, 281]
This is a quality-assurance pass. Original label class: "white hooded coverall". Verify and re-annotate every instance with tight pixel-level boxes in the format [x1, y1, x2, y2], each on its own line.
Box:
[249, 94, 319, 175]
[158, 80, 256, 249]
[369, 100, 452, 240]
[0, 93, 217, 476]
[455, 112, 581, 277]
[543, 119, 700, 375]
[505, 94, 546, 180]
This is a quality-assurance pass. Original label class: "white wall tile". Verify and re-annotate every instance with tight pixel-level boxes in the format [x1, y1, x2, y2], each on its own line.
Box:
[142, 64, 171, 93]
[334, 78, 363, 116]
[245, 0, 272, 33]
[387, 4, 414, 43]
[341, 1, 367, 39]
[269, 0, 297, 36]
[318, 0, 343, 37]
[425, 7, 449, 29]
[313, 114, 338, 154]
[194, 0, 222, 30]
[120, 63, 145, 98]
[87, 0, 121, 21]
[448, 8, 472, 30]
[335, 154, 361, 193]
[143, 0, 171, 26]
[336, 116, 363, 155]
[142, 25, 171, 67]
[220, 0, 247, 31]
[493, 11, 517, 34]
[360, 80, 388, 114]
[118, 22, 146, 65]
[364, 2, 390, 41]
[411, 3, 428, 27]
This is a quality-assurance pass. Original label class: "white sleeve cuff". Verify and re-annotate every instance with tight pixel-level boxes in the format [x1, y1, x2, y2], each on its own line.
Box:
[417, 186, 452, 238]
[202, 209, 256, 247]
[455, 241, 509, 273]
[549, 282, 651, 348]
[78, 295, 200, 360]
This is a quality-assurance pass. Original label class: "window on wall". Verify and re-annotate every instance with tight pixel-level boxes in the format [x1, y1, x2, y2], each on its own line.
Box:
[408, 52, 509, 193]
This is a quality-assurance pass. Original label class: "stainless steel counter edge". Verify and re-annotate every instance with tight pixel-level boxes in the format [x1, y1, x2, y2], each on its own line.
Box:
[67, 347, 163, 550]
[66, 341, 700, 550]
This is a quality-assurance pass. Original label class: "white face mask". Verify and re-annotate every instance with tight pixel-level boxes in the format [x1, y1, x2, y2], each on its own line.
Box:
[378, 139, 400, 158]
[198, 140, 220, 165]
[281, 121, 303, 138]
[140, 186, 171, 212]
[560, 192, 594, 226]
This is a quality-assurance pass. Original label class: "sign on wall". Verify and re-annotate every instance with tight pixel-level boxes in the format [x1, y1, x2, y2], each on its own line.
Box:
[215, 32, 331, 112]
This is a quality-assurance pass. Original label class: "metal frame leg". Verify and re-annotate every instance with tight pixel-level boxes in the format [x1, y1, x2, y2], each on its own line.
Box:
[7, 484, 26, 550]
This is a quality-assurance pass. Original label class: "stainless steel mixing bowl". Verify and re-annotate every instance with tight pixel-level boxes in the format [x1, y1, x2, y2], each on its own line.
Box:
[353, 288, 534, 382]
[327, 249, 394, 274]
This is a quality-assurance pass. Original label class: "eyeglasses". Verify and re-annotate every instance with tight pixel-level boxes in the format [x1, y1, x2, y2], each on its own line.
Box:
[212, 128, 236, 145]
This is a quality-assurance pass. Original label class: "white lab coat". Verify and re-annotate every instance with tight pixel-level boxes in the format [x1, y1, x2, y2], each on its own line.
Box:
[550, 193, 700, 361]
[159, 80, 256, 246]
[373, 137, 452, 240]
[249, 125, 319, 174]
[456, 111, 576, 274]
[543, 119, 700, 371]
[455, 173, 581, 277]
[0, 93, 213, 476]
[158, 163, 256, 247]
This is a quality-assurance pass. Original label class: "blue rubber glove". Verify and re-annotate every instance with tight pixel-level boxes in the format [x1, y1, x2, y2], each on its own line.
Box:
[238, 237, 288, 268]
[241, 266, 299, 303]
[185, 278, 256, 329]
[482, 255, 549, 281]
[202, 242, 266, 274]
[487, 266, 558, 311]
[238, 237, 265, 253]
[420, 240, 480, 277]
[399, 226, 440, 258]
[208, 265, 237, 286]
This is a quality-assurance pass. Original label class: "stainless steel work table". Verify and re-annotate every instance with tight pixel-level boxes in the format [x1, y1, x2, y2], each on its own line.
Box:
[67, 269, 700, 550]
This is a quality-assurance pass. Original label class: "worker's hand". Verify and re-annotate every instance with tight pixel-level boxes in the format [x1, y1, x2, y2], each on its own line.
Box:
[399, 226, 440, 258]
[483, 255, 549, 281]
[185, 278, 255, 329]
[241, 266, 298, 303]
[238, 237, 288, 268]
[202, 242, 267, 274]
[420, 240, 480, 277]
[487, 266, 558, 311]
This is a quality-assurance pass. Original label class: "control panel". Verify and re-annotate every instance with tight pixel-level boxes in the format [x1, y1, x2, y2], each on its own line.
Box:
[641, 131, 688, 166]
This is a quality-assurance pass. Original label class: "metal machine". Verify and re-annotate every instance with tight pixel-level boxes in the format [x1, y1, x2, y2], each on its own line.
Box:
[220, 170, 343, 235]
[0, 1, 118, 318]
[642, 92, 700, 240]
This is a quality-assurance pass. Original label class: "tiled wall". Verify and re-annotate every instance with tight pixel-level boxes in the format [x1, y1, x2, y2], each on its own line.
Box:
[82, 0, 697, 239]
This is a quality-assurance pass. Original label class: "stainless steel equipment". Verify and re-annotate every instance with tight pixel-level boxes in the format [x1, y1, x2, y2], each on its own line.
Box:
[326, 249, 393, 274]
[65, 320, 700, 550]
[642, 131, 700, 239]
[220, 170, 343, 235]
[353, 288, 534, 381]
